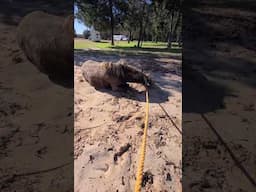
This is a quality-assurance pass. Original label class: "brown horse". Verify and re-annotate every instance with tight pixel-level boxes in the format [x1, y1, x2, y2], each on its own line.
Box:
[17, 11, 74, 81]
[81, 60, 152, 91]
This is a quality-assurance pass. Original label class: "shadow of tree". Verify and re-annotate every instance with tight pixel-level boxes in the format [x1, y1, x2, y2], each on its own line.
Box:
[182, 64, 231, 113]
[110, 46, 182, 54]
[74, 49, 182, 61]
[183, 6, 256, 113]
[96, 41, 109, 44]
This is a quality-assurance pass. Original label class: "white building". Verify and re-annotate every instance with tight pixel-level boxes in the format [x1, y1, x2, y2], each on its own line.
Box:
[89, 26, 101, 42]
[114, 34, 128, 41]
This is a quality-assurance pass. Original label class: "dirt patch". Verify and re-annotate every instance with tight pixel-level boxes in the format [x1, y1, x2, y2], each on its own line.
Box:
[74, 52, 182, 191]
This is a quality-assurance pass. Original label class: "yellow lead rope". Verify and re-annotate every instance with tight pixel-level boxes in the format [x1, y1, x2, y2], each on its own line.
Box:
[134, 89, 149, 192]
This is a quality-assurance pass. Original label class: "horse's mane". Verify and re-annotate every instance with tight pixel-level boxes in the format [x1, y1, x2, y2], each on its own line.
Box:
[105, 61, 152, 86]
[105, 62, 139, 79]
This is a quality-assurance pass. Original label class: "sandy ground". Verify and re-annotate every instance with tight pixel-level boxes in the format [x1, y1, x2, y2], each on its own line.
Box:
[0, 2, 73, 191]
[74, 52, 182, 192]
[183, 2, 256, 191]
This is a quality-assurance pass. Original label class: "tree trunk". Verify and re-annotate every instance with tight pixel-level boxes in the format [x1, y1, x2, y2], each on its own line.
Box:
[178, 36, 181, 46]
[178, 33, 182, 47]
[128, 30, 132, 44]
[137, 3, 146, 48]
[167, 11, 175, 48]
[109, 0, 114, 46]
[137, 21, 143, 47]
[141, 11, 149, 47]
[173, 11, 181, 42]
[154, 33, 158, 43]
[167, 31, 172, 48]
[141, 25, 147, 47]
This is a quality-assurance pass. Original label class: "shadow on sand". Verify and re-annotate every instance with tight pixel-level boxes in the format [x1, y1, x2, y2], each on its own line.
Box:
[183, 65, 232, 113]
[93, 84, 170, 104]
[48, 75, 74, 88]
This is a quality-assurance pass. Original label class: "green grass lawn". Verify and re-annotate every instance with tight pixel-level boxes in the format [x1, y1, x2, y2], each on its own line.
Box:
[74, 38, 181, 55]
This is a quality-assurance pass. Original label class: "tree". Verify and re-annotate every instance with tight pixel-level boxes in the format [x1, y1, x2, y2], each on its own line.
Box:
[109, 0, 115, 45]
[121, 0, 141, 44]
[151, 0, 169, 43]
[165, 0, 182, 47]
[75, 0, 127, 46]
[75, 0, 182, 48]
